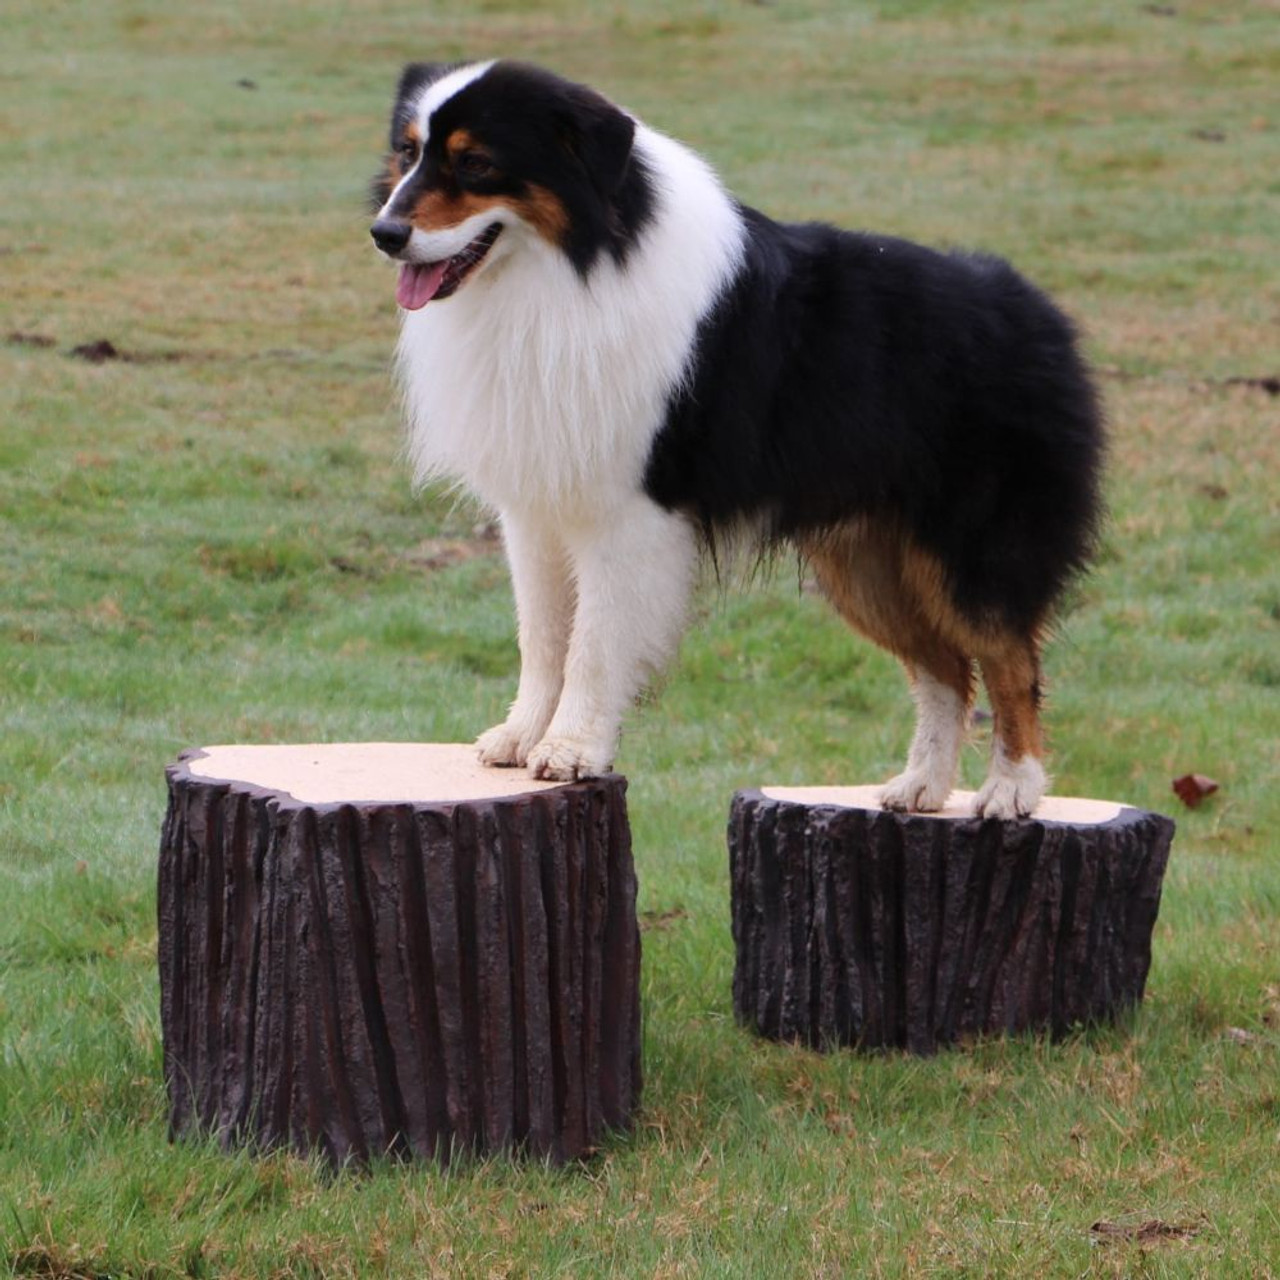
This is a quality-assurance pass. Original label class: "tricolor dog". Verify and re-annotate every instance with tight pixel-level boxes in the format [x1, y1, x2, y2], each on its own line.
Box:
[370, 61, 1103, 819]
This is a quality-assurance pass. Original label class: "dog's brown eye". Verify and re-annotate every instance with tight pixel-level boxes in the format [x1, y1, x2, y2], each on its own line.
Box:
[456, 150, 494, 179]
[398, 142, 419, 168]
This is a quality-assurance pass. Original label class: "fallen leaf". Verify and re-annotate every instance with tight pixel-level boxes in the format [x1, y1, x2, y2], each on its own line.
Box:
[1172, 773, 1219, 808]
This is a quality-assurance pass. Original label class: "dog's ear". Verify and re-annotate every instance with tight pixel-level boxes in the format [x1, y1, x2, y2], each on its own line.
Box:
[556, 84, 637, 197]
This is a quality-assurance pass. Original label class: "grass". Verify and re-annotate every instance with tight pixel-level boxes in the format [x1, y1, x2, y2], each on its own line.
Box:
[2, 0, 1278, 1274]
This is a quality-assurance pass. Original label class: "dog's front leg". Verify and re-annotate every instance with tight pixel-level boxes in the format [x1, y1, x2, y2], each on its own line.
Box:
[527, 499, 698, 782]
[476, 513, 575, 768]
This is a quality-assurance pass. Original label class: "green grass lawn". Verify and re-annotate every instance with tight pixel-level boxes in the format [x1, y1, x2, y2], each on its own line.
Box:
[3, 1, 1278, 1275]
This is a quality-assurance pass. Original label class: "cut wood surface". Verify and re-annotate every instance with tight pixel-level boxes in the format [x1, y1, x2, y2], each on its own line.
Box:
[158, 743, 641, 1165]
[730, 787, 1174, 1055]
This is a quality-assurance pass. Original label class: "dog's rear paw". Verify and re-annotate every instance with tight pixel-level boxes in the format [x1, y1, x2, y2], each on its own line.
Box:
[526, 736, 612, 782]
[972, 755, 1046, 820]
[879, 768, 951, 813]
[476, 723, 535, 768]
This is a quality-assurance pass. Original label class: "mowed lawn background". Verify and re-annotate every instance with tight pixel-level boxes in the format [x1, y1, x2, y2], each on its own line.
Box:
[2, 0, 1278, 1275]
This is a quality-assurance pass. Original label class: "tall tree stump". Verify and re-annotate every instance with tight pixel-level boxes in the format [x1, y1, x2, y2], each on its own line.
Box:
[158, 743, 641, 1165]
[730, 786, 1174, 1055]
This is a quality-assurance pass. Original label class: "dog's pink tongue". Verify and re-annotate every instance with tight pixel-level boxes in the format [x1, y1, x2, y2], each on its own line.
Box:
[397, 261, 448, 310]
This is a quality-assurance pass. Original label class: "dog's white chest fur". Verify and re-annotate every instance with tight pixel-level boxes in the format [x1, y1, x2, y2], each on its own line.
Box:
[395, 126, 744, 518]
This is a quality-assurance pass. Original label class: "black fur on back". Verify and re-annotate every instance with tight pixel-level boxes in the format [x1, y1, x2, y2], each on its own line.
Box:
[644, 209, 1104, 633]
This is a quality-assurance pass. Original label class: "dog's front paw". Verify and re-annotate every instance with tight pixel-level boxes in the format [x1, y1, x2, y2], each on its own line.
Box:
[972, 755, 1046, 820]
[879, 767, 951, 813]
[476, 722, 536, 768]
[526, 736, 613, 782]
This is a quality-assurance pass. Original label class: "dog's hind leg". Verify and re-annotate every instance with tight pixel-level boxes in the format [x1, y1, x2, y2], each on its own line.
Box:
[803, 524, 973, 812]
[526, 497, 699, 782]
[972, 632, 1047, 819]
[476, 512, 576, 768]
[880, 658, 973, 812]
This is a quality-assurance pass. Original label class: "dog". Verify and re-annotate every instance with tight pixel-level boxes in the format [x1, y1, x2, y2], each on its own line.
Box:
[369, 60, 1103, 819]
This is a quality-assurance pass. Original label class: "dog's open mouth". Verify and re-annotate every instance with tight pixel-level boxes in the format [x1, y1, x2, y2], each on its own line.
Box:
[396, 224, 502, 310]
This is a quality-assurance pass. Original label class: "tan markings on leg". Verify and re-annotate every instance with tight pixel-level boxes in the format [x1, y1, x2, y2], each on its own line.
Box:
[802, 522, 973, 703]
[973, 630, 1048, 818]
[802, 522, 974, 811]
[975, 632, 1044, 763]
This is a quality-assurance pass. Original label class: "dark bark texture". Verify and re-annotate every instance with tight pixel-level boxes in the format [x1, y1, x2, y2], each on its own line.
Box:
[730, 791, 1174, 1054]
[158, 756, 641, 1165]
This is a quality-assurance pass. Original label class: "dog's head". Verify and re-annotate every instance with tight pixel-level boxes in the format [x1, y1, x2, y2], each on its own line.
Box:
[370, 61, 654, 309]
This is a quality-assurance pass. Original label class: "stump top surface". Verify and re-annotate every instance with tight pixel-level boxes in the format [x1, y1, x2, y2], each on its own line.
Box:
[182, 742, 574, 805]
[759, 785, 1125, 825]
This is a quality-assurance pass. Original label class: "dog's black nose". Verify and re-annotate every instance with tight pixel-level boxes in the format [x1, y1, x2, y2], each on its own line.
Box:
[370, 219, 412, 254]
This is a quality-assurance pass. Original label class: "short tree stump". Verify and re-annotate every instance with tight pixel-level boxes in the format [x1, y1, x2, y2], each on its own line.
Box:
[730, 786, 1174, 1054]
[158, 743, 641, 1165]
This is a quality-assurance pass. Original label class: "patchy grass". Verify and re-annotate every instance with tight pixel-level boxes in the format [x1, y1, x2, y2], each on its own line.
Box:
[2, 0, 1278, 1275]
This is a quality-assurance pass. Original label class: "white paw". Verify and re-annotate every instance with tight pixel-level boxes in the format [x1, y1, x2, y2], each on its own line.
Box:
[879, 767, 952, 813]
[526, 736, 613, 782]
[973, 755, 1046, 819]
[476, 722, 540, 768]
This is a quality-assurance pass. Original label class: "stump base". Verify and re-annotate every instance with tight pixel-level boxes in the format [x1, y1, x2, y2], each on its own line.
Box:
[159, 743, 641, 1165]
[730, 786, 1174, 1054]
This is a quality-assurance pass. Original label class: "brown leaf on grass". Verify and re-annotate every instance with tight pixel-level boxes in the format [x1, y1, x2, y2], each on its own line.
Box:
[1090, 1218, 1202, 1243]
[1172, 773, 1219, 808]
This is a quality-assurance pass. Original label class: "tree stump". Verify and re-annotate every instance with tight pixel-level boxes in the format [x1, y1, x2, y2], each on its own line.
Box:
[730, 786, 1174, 1055]
[158, 743, 641, 1166]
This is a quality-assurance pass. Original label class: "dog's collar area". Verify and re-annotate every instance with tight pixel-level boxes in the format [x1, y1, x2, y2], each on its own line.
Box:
[396, 223, 503, 309]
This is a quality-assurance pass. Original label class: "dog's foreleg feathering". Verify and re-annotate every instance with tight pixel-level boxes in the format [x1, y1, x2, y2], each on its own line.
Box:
[879, 668, 971, 813]
[475, 513, 576, 769]
[491, 498, 699, 782]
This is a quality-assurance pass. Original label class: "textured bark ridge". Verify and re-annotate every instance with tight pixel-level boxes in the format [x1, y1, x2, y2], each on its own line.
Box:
[158, 745, 641, 1165]
[730, 787, 1174, 1054]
